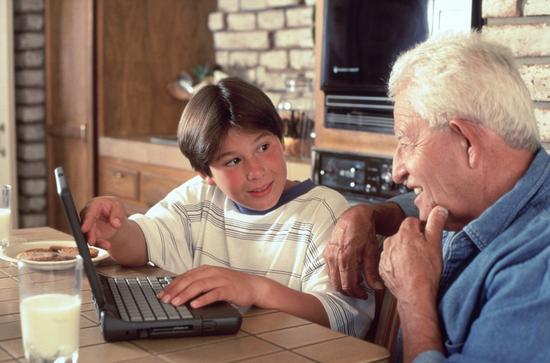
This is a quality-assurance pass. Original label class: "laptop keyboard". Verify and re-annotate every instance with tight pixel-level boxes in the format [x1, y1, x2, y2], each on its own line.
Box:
[108, 276, 194, 322]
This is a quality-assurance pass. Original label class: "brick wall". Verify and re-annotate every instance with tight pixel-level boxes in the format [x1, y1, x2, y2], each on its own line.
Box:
[209, 0, 316, 107]
[13, 0, 47, 228]
[482, 0, 550, 148]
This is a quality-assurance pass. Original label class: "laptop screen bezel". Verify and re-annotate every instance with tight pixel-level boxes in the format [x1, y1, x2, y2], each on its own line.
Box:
[54, 166, 106, 307]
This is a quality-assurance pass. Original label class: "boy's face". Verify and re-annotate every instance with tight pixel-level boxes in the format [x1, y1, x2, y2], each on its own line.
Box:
[201, 128, 290, 211]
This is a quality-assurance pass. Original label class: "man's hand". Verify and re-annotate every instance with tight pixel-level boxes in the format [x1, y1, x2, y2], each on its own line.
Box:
[158, 265, 265, 308]
[379, 206, 448, 363]
[325, 204, 380, 298]
[80, 196, 127, 250]
[324, 203, 407, 298]
[379, 206, 447, 301]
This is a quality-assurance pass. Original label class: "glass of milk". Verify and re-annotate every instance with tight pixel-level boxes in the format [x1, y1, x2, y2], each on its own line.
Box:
[0, 185, 11, 246]
[18, 256, 83, 363]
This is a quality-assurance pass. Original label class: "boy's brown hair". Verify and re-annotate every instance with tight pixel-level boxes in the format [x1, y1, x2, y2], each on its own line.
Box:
[177, 77, 283, 177]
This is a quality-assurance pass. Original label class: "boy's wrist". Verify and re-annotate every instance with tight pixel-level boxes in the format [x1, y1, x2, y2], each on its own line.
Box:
[251, 275, 275, 308]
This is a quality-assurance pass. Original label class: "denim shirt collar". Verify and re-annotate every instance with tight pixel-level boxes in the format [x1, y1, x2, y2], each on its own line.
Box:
[463, 148, 550, 251]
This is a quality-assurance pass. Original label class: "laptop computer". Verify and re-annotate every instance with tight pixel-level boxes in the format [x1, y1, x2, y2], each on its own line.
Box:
[54, 167, 242, 342]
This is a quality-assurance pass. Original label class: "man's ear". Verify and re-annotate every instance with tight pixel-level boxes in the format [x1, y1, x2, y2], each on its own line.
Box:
[198, 172, 216, 186]
[449, 119, 483, 169]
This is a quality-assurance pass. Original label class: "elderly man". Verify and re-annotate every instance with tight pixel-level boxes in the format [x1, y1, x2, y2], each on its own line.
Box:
[324, 32, 550, 362]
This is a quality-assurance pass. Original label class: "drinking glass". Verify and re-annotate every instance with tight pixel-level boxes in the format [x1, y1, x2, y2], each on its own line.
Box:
[0, 185, 11, 246]
[18, 256, 83, 363]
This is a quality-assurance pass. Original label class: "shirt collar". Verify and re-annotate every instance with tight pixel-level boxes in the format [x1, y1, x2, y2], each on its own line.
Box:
[464, 148, 550, 250]
[234, 179, 316, 215]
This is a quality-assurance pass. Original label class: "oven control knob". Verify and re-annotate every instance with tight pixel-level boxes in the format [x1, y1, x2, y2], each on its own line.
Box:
[349, 181, 356, 188]
[365, 184, 377, 193]
[381, 183, 391, 192]
[381, 171, 393, 183]
[320, 170, 326, 176]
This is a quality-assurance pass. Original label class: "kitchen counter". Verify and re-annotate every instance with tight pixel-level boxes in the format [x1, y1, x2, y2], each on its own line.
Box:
[99, 137, 313, 181]
[0, 227, 391, 363]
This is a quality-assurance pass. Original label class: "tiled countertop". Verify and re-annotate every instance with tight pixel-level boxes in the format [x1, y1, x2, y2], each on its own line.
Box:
[0, 227, 389, 363]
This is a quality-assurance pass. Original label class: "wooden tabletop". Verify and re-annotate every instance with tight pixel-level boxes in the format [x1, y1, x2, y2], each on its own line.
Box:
[0, 227, 389, 363]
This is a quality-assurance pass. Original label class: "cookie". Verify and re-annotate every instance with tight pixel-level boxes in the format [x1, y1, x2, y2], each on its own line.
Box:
[17, 246, 99, 262]
[17, 248, 63, 262]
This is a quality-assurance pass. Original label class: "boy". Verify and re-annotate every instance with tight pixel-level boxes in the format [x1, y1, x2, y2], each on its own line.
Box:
[81, 77, 373, 337]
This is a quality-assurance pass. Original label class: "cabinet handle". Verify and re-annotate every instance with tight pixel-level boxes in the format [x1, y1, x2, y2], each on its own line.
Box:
[0, 123, 4, 156]
[113, 171, 124, 179]
[80, 123, 88, 142]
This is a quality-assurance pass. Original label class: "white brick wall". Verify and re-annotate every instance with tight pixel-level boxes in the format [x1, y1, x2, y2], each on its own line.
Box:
[267, 0, 300, 7]
[520, 64, 550, 102]
[286, 7, 313, 27]
[482, 0, 519, 17]
[482, 0, 550, 149]
[240, 0, 268, 11]
[214, 31, 269, 50]
[227, 13, 256, 30]
[482, 24, 550, 57]
[208, 12, 225, 31]
[524, 0, 550, 16]
[210, 0, 316, 107]
[218, 0, 239, 13]
[257, 9, 285, 30]
[275, 27, 313, 48]
[259, 50, 288, 69]
[13, 0, 48, 228]
[228, 51, 259, 67]
[536, 108, 550, 142]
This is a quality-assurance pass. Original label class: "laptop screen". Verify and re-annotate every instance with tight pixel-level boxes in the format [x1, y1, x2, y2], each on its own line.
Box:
[55, 167, 106, 307]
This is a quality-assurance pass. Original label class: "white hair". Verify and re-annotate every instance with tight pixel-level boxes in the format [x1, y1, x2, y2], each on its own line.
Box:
[388, 31, 540, 151]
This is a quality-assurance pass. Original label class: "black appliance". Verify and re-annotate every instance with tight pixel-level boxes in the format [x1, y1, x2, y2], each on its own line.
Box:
[312, 148, 410, 204]
[320, 0, 482, 134]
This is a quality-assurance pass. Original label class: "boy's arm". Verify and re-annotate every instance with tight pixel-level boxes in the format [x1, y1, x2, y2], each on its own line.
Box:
[158, 265, 330, 327]
[254, 277, 329, 327]
[103, 219, 148, 266]
[80, 196, 148, 266]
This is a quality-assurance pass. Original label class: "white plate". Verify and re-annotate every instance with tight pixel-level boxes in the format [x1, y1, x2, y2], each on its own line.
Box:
[0, 240, 109, 269]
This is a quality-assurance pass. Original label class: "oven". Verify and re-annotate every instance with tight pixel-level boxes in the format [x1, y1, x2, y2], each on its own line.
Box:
[312, 148, 410, 204]
[319, 0, 482, 135]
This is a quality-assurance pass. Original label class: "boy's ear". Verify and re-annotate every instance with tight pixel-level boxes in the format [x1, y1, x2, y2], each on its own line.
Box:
[198, 172, 216, 186]
[448, 119, 482, 169]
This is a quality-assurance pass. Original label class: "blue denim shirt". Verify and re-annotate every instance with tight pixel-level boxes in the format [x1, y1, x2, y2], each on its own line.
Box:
[411, 148, 550, 363]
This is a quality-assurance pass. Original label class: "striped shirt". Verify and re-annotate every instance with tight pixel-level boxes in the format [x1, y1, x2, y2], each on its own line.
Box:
[130, 176, 374, 337]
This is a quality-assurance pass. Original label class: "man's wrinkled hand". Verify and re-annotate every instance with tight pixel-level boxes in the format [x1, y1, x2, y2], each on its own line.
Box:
[379, 206, 448, 303]
[325, 204, 384, 298]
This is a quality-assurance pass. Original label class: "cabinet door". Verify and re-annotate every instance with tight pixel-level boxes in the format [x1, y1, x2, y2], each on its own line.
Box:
[45, 0, 95, 231]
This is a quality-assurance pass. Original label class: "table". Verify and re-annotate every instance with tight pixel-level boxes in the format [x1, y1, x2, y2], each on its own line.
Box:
[0, 227, 390, 363]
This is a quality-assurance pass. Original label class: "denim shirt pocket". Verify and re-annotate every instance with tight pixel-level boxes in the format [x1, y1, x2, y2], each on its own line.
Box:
[445, 339, 464, 355]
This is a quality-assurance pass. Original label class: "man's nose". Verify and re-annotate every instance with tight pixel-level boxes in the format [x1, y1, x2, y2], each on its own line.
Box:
[392, 149, 407, 184]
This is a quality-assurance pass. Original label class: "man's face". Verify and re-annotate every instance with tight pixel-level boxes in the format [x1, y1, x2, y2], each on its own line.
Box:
[203, 128, 289, 211]
[392, 97, 476, 230]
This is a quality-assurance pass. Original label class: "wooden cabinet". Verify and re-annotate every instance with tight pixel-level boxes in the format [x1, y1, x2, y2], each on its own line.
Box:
[99, 157, 195, 215]
[95, 0, 215, 213]
[46, 0, 216, 227]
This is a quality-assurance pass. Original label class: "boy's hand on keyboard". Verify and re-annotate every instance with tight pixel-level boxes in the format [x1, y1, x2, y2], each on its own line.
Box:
[80, 196, 127, 250]
[157, 265, 266, 308]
